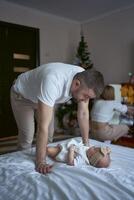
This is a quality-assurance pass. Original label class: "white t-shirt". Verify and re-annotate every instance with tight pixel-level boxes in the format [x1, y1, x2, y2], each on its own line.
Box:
[13, 62, 84, 107]
[91, 100, 127, 123]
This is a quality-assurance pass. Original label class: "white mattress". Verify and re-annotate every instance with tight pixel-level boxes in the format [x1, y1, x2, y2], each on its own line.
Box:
[0, 137, 134, 200]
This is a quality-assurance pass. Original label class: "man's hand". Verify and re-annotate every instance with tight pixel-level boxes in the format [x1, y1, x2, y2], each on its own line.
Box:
[36, 162, 53, 174]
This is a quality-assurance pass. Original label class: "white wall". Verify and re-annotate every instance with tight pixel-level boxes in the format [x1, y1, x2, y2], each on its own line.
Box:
[0, 1, 134, 84]
[0, 1, 80, 65]
[83, 6, 134, 84]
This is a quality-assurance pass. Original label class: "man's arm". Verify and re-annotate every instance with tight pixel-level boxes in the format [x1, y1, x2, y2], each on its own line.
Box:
[36, 100, 54, 174]
[77, 100, 89, 146]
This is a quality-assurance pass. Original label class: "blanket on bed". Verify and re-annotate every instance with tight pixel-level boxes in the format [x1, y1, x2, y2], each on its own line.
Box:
[0, 137, 134, 200]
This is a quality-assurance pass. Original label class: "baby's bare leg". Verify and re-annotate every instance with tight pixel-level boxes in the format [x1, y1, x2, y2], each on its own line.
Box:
[67, 145, 76, 165]
[47, 145, 61, 159]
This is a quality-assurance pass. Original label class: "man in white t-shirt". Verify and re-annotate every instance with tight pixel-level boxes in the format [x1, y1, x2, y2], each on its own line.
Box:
[10, 62, 104, 174]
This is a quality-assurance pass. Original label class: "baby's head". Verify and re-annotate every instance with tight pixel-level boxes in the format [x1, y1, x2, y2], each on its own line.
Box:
[87, 146, 111, 168]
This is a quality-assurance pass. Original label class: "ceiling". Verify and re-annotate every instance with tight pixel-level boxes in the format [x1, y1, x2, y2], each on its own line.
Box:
[4, 0, 134, 22]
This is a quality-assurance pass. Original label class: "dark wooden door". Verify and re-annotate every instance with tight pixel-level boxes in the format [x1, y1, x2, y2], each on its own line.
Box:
[0, 21, 39, 138]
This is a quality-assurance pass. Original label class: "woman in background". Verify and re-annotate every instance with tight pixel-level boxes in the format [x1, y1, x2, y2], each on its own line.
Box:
[90, 85, 133, 142]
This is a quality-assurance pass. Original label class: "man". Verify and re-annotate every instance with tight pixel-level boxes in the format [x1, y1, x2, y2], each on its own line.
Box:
[10, 62, 104, 174]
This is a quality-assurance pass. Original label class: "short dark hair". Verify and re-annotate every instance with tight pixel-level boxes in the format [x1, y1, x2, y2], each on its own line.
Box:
[75, 68, 104, 98]
[100, 85, 115, 100]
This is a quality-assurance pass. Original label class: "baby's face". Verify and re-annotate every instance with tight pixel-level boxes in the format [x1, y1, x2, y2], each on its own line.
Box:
[87, 146, 111, 168]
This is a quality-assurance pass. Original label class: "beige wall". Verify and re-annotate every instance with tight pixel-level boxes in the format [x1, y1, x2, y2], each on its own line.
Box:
[0, 1, 80, 65]
[83, 6, 134, 84]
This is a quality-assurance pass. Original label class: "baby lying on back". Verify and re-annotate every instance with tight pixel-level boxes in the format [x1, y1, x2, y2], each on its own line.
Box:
[46, 139, 111, 168]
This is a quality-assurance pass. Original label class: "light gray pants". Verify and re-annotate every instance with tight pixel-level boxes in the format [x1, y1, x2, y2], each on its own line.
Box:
[10, 86, 54, 150]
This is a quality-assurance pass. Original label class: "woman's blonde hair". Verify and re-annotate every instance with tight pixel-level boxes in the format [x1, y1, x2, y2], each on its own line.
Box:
[100, 85, 115, 100]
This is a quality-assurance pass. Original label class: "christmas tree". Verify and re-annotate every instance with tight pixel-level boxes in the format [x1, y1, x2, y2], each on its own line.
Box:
[56, 33, 93, 133]
[56, 99, 77, 129]
[75, 32, 93, 69]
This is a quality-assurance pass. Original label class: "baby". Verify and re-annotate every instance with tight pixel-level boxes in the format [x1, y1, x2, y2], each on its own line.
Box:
[47, 140, 111, 168]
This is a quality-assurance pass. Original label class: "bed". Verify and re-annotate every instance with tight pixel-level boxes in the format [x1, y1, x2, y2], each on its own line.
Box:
[0, 137, 134, 200]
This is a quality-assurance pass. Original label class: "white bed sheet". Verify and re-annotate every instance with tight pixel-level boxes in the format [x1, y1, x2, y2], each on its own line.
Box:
[0, 137, 134, 200]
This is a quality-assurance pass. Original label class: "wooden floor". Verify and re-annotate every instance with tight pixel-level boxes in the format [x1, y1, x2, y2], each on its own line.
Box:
[0, 136, 17, 154]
